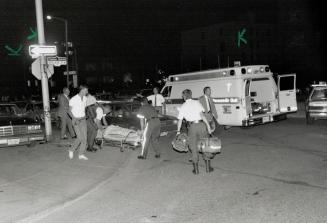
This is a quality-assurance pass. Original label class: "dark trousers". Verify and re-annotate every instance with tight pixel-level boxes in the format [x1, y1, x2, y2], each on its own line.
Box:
[86, 118, 98, 149]
[141, 118, 161, 157]
[59, 113, 75, 138]
[188, 122, 212, 163]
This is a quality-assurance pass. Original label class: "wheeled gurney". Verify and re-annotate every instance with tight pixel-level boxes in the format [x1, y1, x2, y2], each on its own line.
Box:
[95, 125, 142, 152]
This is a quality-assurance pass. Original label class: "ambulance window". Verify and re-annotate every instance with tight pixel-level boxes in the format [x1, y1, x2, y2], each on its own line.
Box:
[280, 76, 295, 91]
[162, 86, 172, 97]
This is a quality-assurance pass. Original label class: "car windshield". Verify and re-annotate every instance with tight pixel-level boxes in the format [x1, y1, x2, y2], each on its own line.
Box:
[14, 102, 28, 109]
[34, 102, 58, 110]
[0, 105, 19, 116]
[311, 88, 327, 101]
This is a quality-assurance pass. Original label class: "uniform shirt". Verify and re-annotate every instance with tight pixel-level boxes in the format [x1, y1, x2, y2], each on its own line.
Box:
[95, 107, 106, 120]
[147, 94, 165, 107]
[69, 94, 87, 118]
[137, 104, 158, 120]
[178, 99, 205, 122]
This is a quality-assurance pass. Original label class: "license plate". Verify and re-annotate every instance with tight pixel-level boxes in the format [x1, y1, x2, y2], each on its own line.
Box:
[262, 116, 270, 123]
[8, 139, 20, 145]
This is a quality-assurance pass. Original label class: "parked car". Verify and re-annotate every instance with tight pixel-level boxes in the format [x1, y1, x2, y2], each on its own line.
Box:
[98, 99, 177, 132]
[0, 103, 45, 147]
[305, 82, 327, 124]
[23, 101, 59, 124]
[10, 100, 28, 113]
[95, 92, 114, 101]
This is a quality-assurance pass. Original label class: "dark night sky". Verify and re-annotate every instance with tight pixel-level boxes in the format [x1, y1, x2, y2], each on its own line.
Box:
[0, 0, 326, 92]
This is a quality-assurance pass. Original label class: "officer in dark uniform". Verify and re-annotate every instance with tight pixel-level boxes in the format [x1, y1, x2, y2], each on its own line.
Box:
[137, 97, 161, 159]
[176, 89, 213, 174]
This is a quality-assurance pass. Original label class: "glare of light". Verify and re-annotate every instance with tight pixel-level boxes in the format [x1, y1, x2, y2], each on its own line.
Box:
[46, 15, 52, 20]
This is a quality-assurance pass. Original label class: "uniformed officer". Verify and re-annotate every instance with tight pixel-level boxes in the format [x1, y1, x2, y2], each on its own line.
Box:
[176, 89, 213, 174]
[137, 97, 161, 159]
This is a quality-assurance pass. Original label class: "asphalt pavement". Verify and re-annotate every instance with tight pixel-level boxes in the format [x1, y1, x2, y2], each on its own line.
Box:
[1, 116, 327, 223]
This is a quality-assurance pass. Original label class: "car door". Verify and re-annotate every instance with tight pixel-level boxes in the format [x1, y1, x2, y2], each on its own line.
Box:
[278, 74, 297, 113]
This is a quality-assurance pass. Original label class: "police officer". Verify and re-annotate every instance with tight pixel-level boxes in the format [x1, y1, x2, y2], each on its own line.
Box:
[137, 97, 161, 159]
[176, 89, 213, 174]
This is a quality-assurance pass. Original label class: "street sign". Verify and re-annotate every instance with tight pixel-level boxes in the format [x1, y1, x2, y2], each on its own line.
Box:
[47, 56, 67, 66]
[63, 70, 77, 75]
[31, 57, 54, 80]
[29, 45, 57, 58]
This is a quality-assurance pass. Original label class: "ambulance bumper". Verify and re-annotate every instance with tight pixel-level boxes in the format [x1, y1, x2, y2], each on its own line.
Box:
[242, 113, 287, 126]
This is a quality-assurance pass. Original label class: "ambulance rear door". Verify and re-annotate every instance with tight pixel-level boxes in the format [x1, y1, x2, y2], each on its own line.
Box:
[277, 74, 297, 113]
[244, 79, 252, 116]
[161, 85, 175, 116]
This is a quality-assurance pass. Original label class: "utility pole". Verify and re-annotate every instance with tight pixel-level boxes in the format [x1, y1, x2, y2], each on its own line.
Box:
[35, 0, 52, 140]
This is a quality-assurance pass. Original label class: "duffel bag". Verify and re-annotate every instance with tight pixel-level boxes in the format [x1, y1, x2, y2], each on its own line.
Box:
[197, 136, 222, 154]
[172, 133, 189, 153]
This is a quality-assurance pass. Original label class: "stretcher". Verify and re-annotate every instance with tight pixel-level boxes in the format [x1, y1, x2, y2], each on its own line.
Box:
[95, 125, 142, 152]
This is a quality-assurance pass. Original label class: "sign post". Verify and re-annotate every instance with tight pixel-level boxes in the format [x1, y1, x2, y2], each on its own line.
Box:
[34, 0, 52, 141]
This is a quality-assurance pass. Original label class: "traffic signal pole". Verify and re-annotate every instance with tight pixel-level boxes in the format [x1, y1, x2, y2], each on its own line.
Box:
[65, 20, 70, 87]
[35, 0, 52, 140]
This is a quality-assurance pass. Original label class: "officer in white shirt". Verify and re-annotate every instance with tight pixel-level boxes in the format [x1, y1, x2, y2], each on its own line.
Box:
[68, 85, 89, 161]
[176, 89, 213, 175]
[147, 87, 165, 114]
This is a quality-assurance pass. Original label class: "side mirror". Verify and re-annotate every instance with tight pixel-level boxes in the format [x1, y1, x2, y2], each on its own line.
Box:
[250, 92, 257, 97]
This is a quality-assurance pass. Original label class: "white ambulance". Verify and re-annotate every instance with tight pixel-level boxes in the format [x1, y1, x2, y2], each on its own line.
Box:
[161, 65, 297, 127]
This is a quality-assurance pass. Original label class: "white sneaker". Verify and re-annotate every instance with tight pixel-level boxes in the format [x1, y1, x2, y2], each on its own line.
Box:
[78, 154, 88, 160]
[69, 151, 74, 159]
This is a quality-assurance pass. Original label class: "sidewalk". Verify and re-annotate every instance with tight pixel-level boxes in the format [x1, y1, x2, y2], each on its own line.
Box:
[0, 129, 134, 223]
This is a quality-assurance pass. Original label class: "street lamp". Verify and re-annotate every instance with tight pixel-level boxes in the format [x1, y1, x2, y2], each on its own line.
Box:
[46, 15, 69, 87]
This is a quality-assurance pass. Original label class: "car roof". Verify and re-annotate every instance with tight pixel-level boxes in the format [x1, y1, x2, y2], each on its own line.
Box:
[0, 103, 18, 106]
[312, 86, 327, 90]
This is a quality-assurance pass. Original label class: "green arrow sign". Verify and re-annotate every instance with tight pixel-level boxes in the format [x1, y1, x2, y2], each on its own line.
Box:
[4, 44, 23, 56]
[237, 28, 247, 47]
[27, 27, 37, 41]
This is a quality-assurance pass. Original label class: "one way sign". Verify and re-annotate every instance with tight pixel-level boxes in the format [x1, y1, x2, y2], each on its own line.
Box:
[29, 45, 57, 58]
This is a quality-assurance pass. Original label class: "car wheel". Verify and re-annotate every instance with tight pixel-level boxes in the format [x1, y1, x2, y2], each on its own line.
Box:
[306, 112, 314, 125]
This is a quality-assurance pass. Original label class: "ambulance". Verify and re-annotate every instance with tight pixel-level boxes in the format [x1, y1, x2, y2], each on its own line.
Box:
[161, 65, 297, 127]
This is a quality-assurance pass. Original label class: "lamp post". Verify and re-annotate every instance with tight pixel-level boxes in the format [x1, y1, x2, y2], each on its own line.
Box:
[46, 15, 69, 87]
